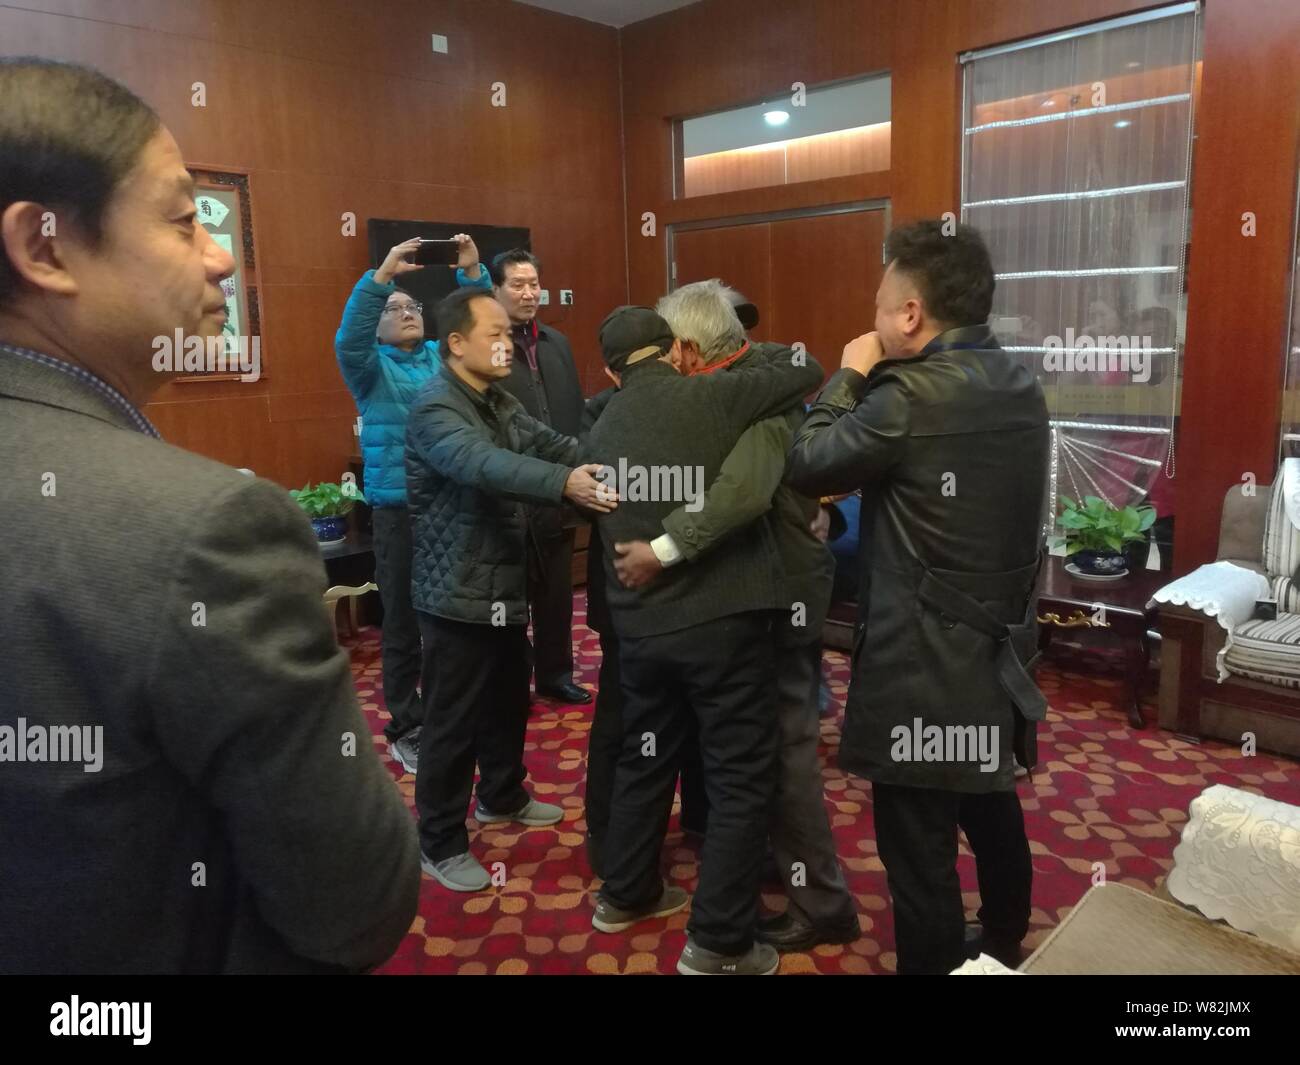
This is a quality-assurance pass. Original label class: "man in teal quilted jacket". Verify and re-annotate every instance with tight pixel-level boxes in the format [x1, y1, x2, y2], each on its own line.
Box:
[335, 236, 490, 774]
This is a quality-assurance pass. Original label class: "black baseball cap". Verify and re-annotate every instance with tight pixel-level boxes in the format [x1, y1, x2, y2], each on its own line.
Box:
[726, 288, 759, 331]
[599, 305, 675, 372]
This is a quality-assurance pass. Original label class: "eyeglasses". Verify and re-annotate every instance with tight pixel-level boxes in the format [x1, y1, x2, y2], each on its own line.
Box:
[382, 302, 423, 318]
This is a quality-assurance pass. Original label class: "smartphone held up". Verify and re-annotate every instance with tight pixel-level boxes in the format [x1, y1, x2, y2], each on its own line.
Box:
[411, 238, 460, 266]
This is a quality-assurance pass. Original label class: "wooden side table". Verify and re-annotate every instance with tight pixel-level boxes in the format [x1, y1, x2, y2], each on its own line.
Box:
[320, 528, 379, 629]
[1035, 556, 1168, 728]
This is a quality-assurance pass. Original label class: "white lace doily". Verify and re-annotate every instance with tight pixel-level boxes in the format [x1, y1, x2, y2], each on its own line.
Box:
[1166, 784, 1300, 953]
[1150, 562, 1271, 680]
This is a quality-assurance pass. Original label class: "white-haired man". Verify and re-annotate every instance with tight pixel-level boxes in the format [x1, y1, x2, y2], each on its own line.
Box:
[609, 280, 858, 954]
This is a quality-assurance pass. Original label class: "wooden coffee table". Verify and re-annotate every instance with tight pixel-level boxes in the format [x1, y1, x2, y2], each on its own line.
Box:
[1035, 555, 1168, 728]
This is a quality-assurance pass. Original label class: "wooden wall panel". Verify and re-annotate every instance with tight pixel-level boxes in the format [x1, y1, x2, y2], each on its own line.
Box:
[621, 0, 892, 308]
[1175, 0, 1300, 569]
[2, 0, 628, 490]
[669, 207, 885, 376]
[672, 222, 775, 344]
[767, 209, 885, 368]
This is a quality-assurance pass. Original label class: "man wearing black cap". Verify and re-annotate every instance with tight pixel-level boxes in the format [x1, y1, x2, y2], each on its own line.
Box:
[584, 304, 823, 976]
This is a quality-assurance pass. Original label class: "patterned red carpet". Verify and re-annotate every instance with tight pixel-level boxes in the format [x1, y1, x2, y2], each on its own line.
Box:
[347, 593, 1300, 975]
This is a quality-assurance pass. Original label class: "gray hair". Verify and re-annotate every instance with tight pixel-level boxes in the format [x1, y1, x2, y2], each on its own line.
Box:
[655, 279, 745, 361]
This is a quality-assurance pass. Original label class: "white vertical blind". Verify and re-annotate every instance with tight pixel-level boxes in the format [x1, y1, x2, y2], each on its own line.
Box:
[961, 4, 1200, 530]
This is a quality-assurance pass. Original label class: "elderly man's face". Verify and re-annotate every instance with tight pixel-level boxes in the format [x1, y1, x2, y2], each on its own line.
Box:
[57, 127, 235, 383]
[496, 261, 540, 324]
[671, 339, 705, 375]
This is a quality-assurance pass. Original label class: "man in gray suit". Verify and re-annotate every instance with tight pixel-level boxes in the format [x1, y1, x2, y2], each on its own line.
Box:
[0, 58, 420, 973]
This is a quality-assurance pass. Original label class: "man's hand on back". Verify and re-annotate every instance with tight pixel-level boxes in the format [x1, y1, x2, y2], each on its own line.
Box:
[564, 463, 618, 513]
[613, 540, 663, 588]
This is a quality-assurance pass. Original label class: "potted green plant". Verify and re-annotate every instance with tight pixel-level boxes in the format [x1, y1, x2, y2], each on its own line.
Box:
[289, 481, 365, 546]
[1051, 495, 1156, 576]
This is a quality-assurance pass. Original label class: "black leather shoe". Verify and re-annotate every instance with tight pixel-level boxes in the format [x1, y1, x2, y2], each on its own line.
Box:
[756, 911, 861, 953]
[964, 922, 1024, 969]
[536, 681, 592, 704]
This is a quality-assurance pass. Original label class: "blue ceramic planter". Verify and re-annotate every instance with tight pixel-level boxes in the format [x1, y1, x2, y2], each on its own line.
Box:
[1071, 548, 1127, 576]
[310, 515, 348, 545]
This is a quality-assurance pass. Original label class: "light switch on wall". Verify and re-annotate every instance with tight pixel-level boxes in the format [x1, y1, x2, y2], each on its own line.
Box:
[431, 34, 448, 54]
[539, 289, 550, 305]
[560, 289, 574, 305]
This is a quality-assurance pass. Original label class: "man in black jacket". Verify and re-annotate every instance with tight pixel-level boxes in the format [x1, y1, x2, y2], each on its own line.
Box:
[405, 288, 613, 892]
[581, 393, 709, 883]
[787, 221, 1049, 975]
[492, 249, 590, 705]
[584, 305, 823, 976]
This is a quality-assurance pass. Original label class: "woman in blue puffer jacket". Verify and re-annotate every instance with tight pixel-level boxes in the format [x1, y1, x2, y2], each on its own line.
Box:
[335, 234, 490, 773]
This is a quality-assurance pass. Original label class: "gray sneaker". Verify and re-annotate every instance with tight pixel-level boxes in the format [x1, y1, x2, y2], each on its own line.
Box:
[421, 850, 491, 892]
[592, 884, 689, 933]
[474, 797, 563, 826]
[676, 938, 780, 976]
[388, 728, 420, 775]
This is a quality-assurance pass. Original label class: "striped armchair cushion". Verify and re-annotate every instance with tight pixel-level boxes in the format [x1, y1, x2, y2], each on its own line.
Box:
[1275, 576, 1300, 613]
[1224, 613, 1300, 690]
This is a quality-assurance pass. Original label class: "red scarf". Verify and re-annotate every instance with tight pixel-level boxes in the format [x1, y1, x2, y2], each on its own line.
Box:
[688, 340, 750, 375]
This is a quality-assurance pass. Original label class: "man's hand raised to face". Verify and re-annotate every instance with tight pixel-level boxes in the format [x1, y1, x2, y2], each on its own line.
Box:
[564, 463, 618, 513]
[840, 331, 886, 378]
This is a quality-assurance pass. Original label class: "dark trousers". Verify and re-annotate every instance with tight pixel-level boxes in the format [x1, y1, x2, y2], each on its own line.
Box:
[371, 507, 423, 741]
[585, 627, 709, 877]
[600, 612, 778, 956]
[527, 527, 576, 688]
[414, 612, 532, 861]
[872, 781, 1032, 975]
[770, 630, 856, 926]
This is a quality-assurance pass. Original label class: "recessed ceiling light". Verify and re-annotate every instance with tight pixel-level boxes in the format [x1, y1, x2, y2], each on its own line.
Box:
[1114, 119, 1132, 128]
[1126, 61, 1141, 68]
[763, 109, 790, 126]
[1041, 98, 1056, 108]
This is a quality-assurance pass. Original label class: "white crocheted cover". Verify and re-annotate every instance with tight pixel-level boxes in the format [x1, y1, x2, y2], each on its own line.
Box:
[1150, 562, 1271, 680]
[1166, 784, 1300, 953]
[949, 953, 1023, 975]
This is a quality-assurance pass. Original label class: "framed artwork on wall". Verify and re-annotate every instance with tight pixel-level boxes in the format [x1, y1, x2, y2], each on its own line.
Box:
[177, 165, 263, 382]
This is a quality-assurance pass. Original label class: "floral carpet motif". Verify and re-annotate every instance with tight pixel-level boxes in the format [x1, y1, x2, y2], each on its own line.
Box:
[347, 594, 1300, 975]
